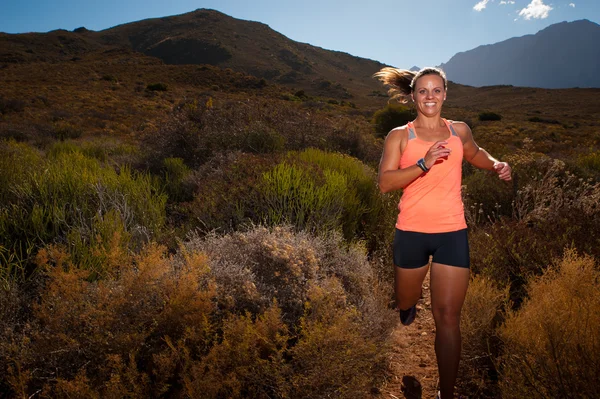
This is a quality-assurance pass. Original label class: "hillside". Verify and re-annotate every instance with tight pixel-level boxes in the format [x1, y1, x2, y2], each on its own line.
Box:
[441, 19, 600, 88]
[0, 9, 387, 103]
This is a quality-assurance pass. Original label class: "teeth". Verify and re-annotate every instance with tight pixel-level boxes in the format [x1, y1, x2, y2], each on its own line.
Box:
[425, 103, 435, 106]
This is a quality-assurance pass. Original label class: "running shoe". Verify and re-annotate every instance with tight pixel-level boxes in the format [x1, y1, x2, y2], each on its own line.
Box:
[399, 304, 417, 326]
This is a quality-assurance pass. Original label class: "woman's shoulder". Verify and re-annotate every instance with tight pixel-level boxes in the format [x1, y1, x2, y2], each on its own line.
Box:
[385, 124, 410, 141]
[445, 120, 473, 141]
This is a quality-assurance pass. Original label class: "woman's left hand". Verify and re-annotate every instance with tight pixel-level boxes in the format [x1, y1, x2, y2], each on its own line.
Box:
[493, 162, 512, 181]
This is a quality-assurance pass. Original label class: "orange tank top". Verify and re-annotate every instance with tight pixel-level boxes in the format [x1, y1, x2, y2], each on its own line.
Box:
[396, 119, 467, 233]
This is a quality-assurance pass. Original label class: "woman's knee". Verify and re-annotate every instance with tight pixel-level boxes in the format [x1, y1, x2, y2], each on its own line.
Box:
[432, 306, 461, 328]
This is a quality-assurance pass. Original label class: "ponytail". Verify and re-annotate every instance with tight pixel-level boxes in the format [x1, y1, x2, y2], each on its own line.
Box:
[372, 67, 415, 103]
[373, 66, 448, 103]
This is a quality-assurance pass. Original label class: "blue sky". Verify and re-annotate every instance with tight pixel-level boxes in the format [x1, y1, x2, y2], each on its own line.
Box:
[2, 0, 598, 68]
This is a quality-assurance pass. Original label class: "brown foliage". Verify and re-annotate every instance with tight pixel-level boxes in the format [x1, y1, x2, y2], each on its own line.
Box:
[2, 244, 215, 397]
[499, 249, 600, 398]
[1, 225, 395, 398]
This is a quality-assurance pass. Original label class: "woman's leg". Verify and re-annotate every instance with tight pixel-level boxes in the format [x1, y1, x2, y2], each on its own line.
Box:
[394, 263, 429, 311]
[430, 262, 470, 399]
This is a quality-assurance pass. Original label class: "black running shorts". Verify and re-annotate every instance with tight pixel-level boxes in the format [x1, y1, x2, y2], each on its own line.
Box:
[393, 228, 470, 269]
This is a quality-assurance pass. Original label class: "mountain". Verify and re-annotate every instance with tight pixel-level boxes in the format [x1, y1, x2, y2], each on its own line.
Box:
[0, 9, 387, 101]
[440, 19, 600, 89]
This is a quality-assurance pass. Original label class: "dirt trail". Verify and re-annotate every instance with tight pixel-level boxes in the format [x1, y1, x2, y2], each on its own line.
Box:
[377, 271, 440, 399]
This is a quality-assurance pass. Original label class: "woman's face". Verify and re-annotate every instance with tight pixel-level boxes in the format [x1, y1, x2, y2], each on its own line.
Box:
[411, 74, 446, 117]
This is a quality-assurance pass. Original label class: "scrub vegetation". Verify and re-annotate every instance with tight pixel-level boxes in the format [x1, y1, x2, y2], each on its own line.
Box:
[1, 40, 599, 398]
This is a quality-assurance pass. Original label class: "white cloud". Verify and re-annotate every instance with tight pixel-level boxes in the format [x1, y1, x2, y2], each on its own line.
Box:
[518, 0, 553, 20]
[473, 0, 491, 11]
[569, 3, 576, 7]
[499, 1, 515, 4]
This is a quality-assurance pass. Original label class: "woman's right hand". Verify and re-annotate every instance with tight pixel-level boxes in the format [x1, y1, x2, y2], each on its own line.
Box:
[424, 140, 452, 169]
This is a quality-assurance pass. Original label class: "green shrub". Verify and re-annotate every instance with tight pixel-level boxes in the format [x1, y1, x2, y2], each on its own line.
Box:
[372, 104, 413, 138]
[186, 149, 395, 255]
[462, 168, 514, 225]
[0, 143, 166, 281]
[47, 139, 139, 164]
[52, 122, 83, 140]
[243, 122, 286, 154]
[528, 116, 560, 124]
[575, 151, 600, 180]
[478, 111, 502, 121]
[499, 250, 600, 398]
[146, 83, 167, 91]
[161, 157, 192, 202]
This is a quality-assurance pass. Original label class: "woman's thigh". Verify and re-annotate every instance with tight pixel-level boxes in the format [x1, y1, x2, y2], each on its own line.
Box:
[430, 262, 470, 322]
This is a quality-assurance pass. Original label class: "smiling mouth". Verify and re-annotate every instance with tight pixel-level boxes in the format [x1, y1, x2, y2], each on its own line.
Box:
[424, 102, 436, 106]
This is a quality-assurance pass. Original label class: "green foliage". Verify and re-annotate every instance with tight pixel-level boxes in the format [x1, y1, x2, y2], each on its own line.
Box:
[47, 139, 139, 164]
[146, 82, 167, 91]
[478, 111, 502, 121]
[371, 103, 413, 138]
[244, 122, 286, 154]
[0, 142, 166, 281]
[499, 250, 600, 398]
[260, 161, 351, 234]
[186, 149, 395, 255]
[576, 151, 600, 179]
[52, 121, 83, 140]
[161, 157, 192, 202]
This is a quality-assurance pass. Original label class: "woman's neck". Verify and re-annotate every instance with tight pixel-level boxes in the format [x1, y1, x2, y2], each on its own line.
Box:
[413, 115, 443, 130]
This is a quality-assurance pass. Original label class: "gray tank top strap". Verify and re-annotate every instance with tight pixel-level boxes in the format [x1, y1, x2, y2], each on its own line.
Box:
[444, 119, 459, 137]
[407, 122, 416, 140]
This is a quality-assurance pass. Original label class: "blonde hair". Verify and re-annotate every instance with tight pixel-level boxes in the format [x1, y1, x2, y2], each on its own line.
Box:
[373, 67, 448, 103]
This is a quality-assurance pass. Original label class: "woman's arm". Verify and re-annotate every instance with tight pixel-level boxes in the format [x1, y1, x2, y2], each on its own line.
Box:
[454, 121, 512, 181]
[378, 128, 453, 193]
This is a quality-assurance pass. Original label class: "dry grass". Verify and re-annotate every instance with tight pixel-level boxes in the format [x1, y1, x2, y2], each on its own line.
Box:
[499, 249, 600, 398]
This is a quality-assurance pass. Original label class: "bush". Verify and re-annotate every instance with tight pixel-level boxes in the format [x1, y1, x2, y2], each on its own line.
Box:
[0, 227, 394, 397]
[183, 225, 389, 327]
[372, 104, 414, 138]
[478, 111, 502, 121]
[52, 121, 83, 140]
[146, 82, 167, 91]
[0, 96, 26, 114]
[458, 275, 509, 396]
[528, 116, 560, 124]
[142, 96, 382, 171]
[499, 249, 600, 398]
[161, 157, 193, 202]
[0, 244, 216, 397]
[0, 142, 166, 281]
[186, 149, 396, 256]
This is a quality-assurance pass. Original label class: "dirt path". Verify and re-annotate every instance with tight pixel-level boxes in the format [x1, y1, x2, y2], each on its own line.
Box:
[376, 271, 440, 399]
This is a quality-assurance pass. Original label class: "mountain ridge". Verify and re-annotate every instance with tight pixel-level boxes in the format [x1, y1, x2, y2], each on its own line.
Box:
[440, 19, 600, 89]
